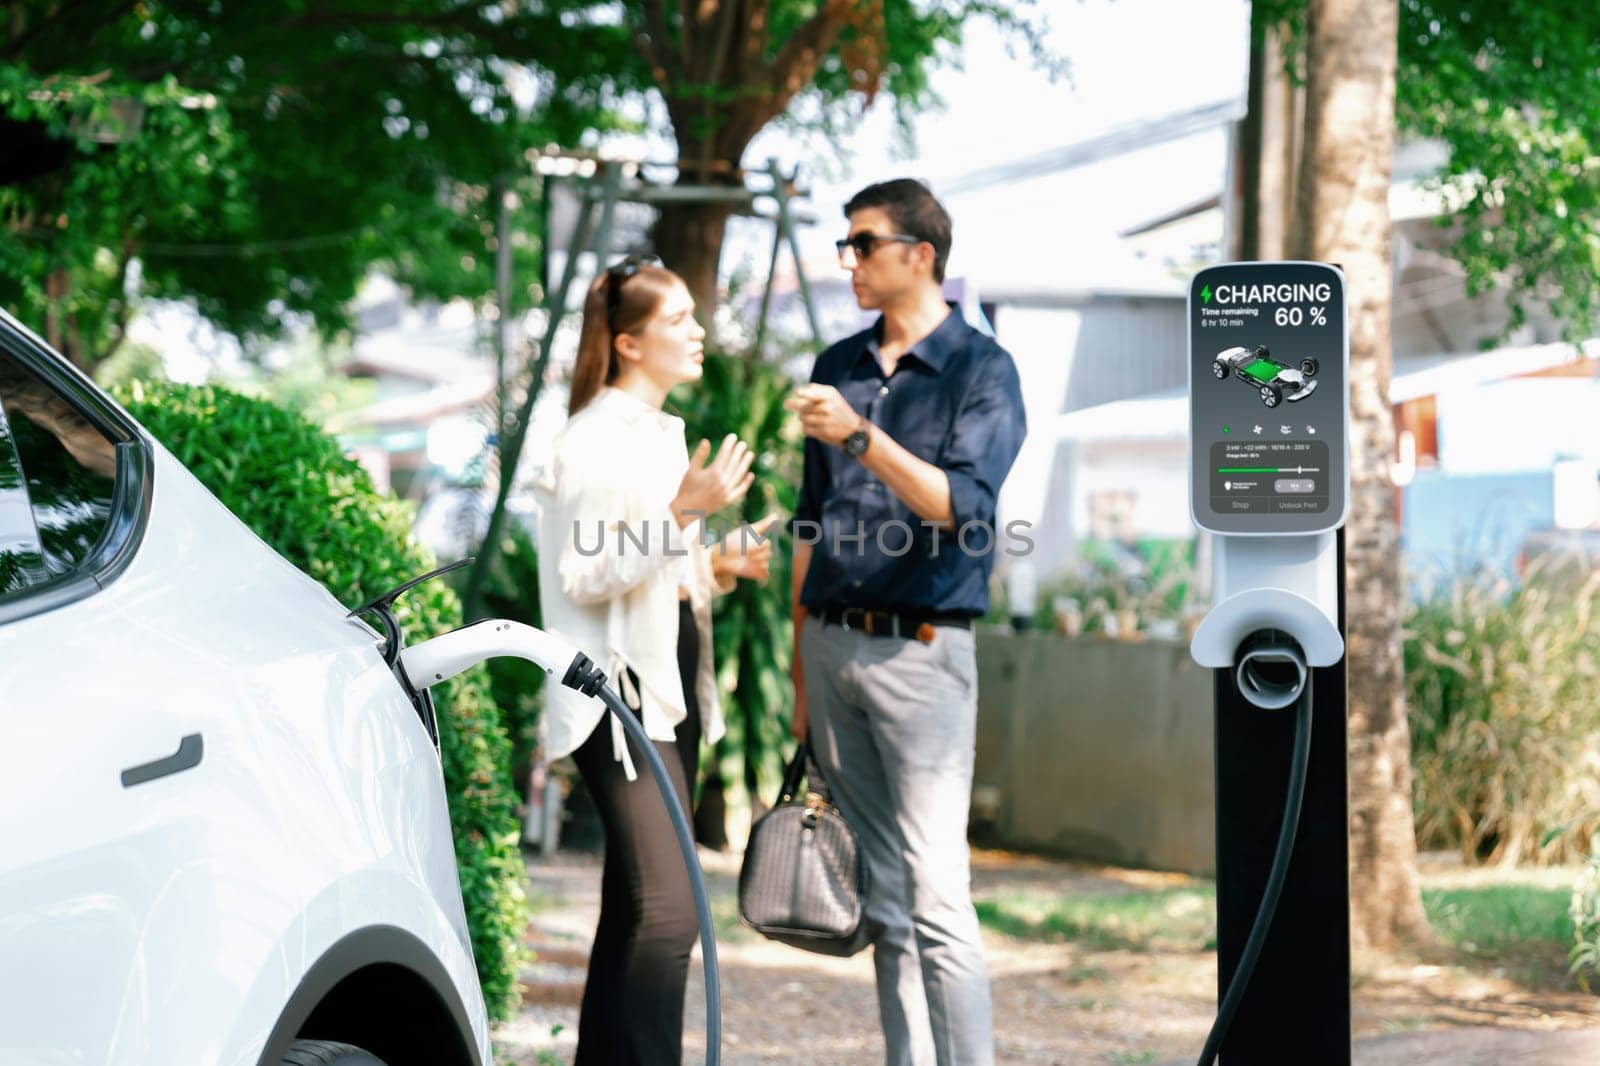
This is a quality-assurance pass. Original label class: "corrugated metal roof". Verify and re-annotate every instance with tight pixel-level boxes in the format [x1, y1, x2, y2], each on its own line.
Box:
[1389, 340, 1598, 402]
[994, 295, 1189, 416]
[1049, 339, 1600, 443]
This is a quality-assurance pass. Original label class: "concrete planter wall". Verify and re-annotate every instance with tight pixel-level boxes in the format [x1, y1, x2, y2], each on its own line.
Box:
[971, 629, 1217, 875]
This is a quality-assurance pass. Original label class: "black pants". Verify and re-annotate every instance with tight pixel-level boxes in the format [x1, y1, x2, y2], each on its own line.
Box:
[571, 599, 702, 1066]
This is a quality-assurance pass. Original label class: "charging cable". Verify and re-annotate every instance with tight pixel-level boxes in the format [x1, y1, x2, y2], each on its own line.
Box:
[1196, 629, 1314, 1066]
[400, 621, 723, 1065]
[563, 654, 723, 1065]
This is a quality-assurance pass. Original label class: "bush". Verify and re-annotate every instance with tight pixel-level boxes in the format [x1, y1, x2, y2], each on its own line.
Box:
[993, 538, 1198, 635]
[469, 519, 544, 791]
[115, 381, 527, 1020]
[1406, 559, 1600, 865]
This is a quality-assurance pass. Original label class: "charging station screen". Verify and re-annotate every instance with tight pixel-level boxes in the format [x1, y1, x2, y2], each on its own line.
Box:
[1189, 262, 1347, 535]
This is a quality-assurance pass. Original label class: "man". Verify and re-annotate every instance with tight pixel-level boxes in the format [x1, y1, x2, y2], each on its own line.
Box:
[786, 178, 1026, 1066]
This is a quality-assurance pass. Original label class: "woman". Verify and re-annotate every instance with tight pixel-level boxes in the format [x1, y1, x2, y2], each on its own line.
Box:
[534, 257, 773, 1065]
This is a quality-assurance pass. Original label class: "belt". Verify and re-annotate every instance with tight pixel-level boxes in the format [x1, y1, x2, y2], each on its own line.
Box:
[816, 604, 972, 642]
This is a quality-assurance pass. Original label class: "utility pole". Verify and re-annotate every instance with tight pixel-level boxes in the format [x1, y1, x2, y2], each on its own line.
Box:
[493, 175, 514, 440]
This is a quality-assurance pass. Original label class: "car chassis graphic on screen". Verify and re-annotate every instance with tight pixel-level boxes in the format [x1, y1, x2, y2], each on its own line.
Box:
[1212, 345, 1319, 408]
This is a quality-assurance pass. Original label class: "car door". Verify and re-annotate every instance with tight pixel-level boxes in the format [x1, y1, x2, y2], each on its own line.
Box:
[0, 325, 169, 1064]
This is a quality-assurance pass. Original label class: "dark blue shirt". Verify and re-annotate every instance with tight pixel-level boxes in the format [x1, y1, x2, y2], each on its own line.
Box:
[793, 306, 1027, 616]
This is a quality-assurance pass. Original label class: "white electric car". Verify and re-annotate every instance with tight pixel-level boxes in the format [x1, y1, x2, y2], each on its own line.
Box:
[0, 309, 490, 1066]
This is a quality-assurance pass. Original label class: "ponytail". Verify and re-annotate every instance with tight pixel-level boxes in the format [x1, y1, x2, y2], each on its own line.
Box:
[568, 275, 616, 416]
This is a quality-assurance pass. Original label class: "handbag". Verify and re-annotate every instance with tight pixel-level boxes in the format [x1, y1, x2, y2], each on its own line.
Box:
[737, 741, 871, 956]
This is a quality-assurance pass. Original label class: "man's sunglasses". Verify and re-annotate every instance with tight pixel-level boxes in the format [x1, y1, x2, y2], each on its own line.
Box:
[606, 254, 662, 328]
[835, 232, 920, 264]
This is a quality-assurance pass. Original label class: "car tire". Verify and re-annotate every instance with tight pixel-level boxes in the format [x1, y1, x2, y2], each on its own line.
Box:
[1212, 361, 1229, 379]
[1261, 386, 1282, 408]
[1300, 358, 1319, 377]
[280, 1041, 387, 1066]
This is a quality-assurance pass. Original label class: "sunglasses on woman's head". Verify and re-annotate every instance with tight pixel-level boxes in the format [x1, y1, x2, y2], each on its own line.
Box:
[606, 254, 663, 327]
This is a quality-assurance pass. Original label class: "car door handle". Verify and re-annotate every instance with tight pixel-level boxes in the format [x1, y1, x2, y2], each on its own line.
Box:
[121, 733, 204, 788]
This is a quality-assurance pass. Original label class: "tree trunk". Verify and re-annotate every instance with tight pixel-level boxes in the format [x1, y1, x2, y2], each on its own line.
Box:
[642, 0, 855, 324]
[1295, 0, 1431, 953]
[45, 268, 69, 363]
[1240, 16, 1303, 261]
[652, 197, 737, 324]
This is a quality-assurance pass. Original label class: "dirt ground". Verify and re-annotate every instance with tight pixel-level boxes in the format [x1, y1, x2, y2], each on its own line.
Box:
[493, 848, 1600, 1065]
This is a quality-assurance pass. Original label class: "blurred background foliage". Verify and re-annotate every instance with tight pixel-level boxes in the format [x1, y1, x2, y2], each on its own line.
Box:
[670, 347, 803, 843]
[1405, 556, 1600, 867]
[1, 1, 603, 369]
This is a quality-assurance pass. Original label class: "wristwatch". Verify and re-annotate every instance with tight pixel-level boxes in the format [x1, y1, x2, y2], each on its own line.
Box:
[842, 415, 871, 458]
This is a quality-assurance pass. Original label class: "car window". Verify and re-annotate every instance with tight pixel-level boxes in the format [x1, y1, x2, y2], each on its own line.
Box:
[0, 400, 49, 594]
[0, 351, 118, 599]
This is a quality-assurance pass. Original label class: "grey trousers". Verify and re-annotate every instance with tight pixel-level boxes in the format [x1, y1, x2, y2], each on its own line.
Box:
[800, 615, 994, 1066]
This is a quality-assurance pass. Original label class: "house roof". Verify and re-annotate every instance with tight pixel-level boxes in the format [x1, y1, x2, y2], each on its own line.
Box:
[939, 98, 1246, 197]
[1050, 386, 1187, 443]
[1052, 339, 1600, 444]
[334, 380, 494, 431]
[346, 325, 488, 386]
[1388, 340, 1598, 402]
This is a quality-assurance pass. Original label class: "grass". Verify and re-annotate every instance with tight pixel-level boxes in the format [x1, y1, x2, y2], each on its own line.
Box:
[975, 886, 1217, 953]
[1422, 883, 1573, 956]
[1420, 872, 1578, 989]
[975, 871, 1580, 991]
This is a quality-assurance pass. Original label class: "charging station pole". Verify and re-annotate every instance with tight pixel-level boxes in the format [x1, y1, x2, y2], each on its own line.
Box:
[1188, 263, 1351, 1064]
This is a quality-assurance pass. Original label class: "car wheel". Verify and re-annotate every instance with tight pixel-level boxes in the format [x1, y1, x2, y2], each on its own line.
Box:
[280, 1041, 387, 1066]
[1212, 361, 1229, 379]
[1300, 358, 1319, 377]
[1261, 386, 1282, 408]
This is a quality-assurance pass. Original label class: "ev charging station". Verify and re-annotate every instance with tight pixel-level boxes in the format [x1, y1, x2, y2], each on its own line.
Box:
[1187, 262, 1352, 1064]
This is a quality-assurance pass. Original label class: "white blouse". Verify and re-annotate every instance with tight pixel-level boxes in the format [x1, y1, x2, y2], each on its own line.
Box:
[532, 386, 731, 778]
